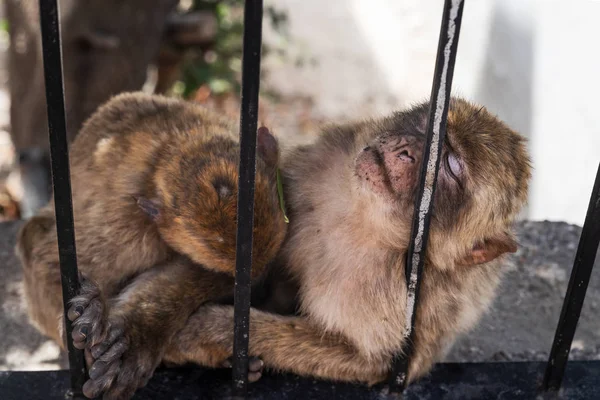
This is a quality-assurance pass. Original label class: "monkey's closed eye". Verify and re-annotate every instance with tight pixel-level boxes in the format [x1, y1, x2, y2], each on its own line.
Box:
[444, 153, 463, 188]
[447, 153, 462, 177]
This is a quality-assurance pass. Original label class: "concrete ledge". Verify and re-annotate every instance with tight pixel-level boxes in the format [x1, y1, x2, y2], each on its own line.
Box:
[1, 361, 600, 399]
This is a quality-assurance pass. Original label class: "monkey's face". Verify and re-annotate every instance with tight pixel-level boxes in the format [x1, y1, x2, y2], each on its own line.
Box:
[354, 98, 531, 269]
[153, 129, 287, 274]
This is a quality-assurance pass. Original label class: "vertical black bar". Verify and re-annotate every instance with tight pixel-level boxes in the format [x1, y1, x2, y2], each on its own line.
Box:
[542, 163, 600, 391]
[232, 0, 263, 398]
[388, 0, 464, 393]
[38, 0, 86, 395]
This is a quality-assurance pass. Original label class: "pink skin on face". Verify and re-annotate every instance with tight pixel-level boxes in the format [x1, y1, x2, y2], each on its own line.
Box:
[355, 134, 424, 198]
[355, 132, 465, 201]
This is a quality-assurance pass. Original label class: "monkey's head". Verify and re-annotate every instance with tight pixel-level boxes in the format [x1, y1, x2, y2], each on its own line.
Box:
[354, 97, 531, 270]
[139, 127, 287, 273]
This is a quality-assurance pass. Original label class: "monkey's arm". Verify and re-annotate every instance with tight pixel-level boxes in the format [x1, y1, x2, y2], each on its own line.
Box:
[165, 304, 391, 386]
[72, 258, 234, 399]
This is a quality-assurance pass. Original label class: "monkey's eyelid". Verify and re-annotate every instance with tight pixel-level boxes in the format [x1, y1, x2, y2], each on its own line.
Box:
[447, 153, 462, 177]
[443, 153, 464, 190]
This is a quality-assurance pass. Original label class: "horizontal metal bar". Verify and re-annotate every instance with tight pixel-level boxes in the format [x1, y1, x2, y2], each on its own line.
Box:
[542, 163, 600, 392]
[38, 0, 86, 395]
[388, 0, 465, 393]
[232, 0, 264, 398]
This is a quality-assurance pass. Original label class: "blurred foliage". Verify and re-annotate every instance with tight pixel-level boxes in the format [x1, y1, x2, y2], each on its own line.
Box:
[0, 1, 295, 99]
[174, 0, 292, 100]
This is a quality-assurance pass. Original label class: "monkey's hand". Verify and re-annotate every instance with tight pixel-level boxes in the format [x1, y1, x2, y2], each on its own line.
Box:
[66, 277, 159, 399]
[81, 315, 162, 400]
[67, 276, 108, 353]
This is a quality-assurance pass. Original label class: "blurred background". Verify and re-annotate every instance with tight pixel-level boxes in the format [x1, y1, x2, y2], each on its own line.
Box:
[0, 0, 598, 225]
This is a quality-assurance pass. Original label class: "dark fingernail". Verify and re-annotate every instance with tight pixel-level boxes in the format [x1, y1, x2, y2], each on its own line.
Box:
[222, 359, 232, 368]
[72, 327, 88, 343]
[67, 306, 84, 321]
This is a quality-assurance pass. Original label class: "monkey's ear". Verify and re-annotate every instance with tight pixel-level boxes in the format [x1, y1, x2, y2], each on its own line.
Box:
[257, 126, 279, 169]
[136, 197, 161, 221]
[457, 234, 518, 267]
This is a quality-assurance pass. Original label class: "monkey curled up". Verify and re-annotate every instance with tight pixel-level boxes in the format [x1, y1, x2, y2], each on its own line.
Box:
[17, 93, 287, 399]
[19, 95, 531, 397]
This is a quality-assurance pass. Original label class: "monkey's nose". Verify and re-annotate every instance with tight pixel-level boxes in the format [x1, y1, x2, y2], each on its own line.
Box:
[397, 150, 415, 163]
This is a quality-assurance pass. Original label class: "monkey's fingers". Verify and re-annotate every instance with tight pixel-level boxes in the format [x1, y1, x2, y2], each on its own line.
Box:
[67, 278, 101, 321]
[249, 357, 265, 383]
[71, 297, 105, 347]
[101, 353, 157, 400]
[90, 324, 126, 359]
[82, 360, 121, 399]
[73, 336, 87, 350]
[221, 356, 264, 383]
[86, 336, 130, 399]
[88, 338, 128, 385]
[95, 337, 128, 365]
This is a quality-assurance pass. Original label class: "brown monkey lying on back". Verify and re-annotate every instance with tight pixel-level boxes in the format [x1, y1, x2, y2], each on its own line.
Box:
[17, 93, 287, 398]
[159, 97, 532, 384]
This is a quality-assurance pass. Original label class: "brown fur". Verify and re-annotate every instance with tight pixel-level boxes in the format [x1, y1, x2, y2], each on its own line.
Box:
[16, 92, 287, 398]
[163, 97, 532, 385]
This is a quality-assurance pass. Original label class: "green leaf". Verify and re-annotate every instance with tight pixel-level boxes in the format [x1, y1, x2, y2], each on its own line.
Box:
[276, 168, 289, 224]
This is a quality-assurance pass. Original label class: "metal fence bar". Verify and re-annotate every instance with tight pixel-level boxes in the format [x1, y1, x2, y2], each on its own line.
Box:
[542, 163, 600, 392]
[38, 0, 86, 394]
[388, 0, 465, 393]
[232, 0, 263, 397]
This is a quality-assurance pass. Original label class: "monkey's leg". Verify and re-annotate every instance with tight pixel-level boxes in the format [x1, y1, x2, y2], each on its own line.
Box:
[17, 212, 106, 352]
[165, 304, 391, 386]
[74, 259, 234, 400]
[18, 213, 67, 347]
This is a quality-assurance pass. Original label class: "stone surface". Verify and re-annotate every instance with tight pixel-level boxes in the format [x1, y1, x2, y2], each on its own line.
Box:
[1, 361, 600, 399]
[447, 220, 600, 363]
[0, 220, 599, 372]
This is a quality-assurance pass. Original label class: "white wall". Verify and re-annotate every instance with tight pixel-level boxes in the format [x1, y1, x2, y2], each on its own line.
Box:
[264, 0, 600, 226]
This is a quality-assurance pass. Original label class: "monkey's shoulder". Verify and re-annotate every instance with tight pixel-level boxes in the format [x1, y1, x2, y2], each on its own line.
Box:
[70, 92, 236, 165]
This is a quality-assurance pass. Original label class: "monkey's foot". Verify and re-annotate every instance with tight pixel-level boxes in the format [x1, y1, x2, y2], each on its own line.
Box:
[83, 321, 159, 400]
[222, 356, 265, 383]
[68, 277, 106, 350]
